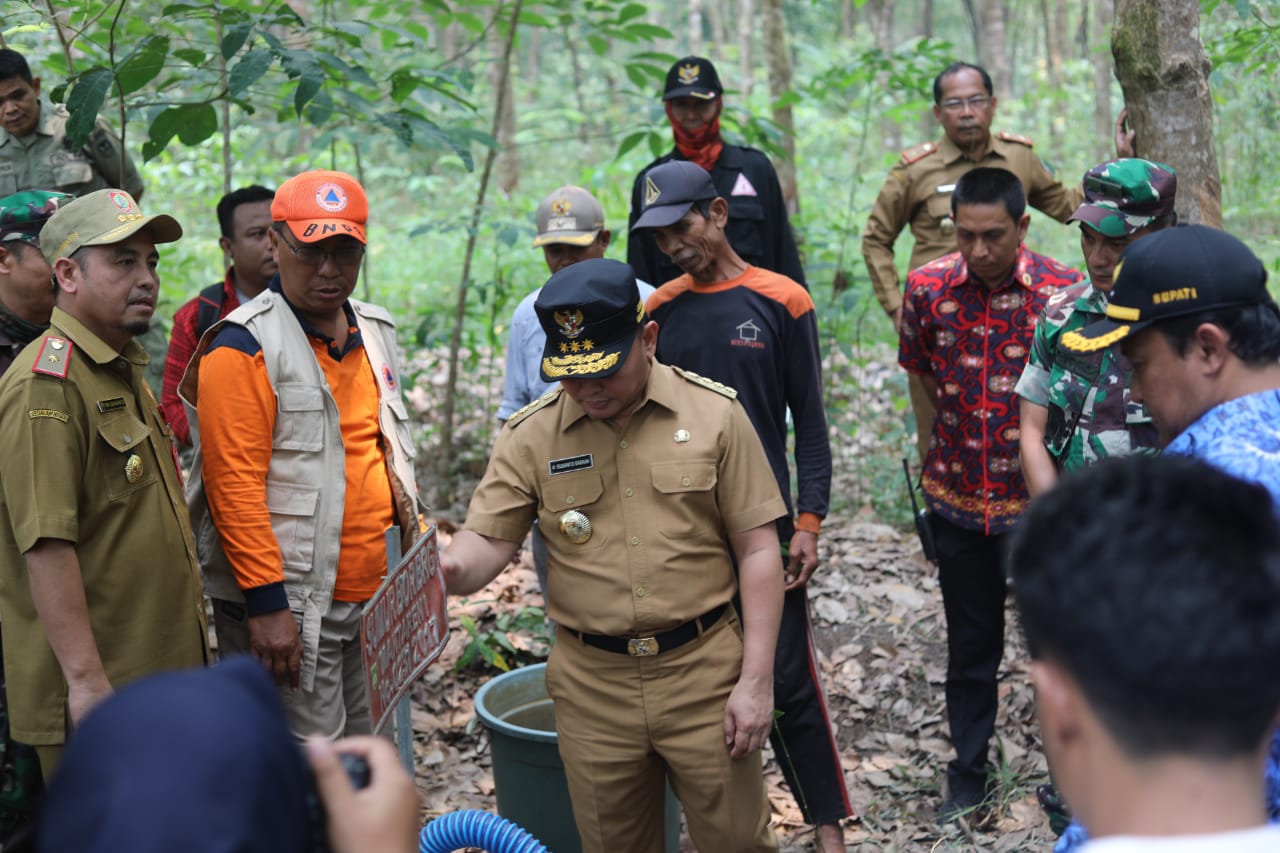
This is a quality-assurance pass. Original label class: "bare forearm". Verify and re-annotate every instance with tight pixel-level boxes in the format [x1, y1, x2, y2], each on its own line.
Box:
[730, 526, 783, 683]
[25, 539, 107, 686]
[442, 530, 521, 595]
[1019, 399, 1059, 498]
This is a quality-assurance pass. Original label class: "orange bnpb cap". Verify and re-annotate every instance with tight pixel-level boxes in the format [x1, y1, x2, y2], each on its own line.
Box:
[271, 170, 368, 244]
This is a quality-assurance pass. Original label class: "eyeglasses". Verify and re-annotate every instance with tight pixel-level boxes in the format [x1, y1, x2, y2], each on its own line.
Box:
[940, 95, 992, 113]
[275, 228, 365, 266]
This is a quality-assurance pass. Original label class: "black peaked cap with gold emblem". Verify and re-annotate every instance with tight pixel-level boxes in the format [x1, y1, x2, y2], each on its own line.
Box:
[662, 55, 723, 100]
[535, 258, 644, 382]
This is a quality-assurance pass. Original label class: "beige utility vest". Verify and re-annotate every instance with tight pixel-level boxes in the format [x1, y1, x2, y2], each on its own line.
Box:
[181, 292, 421, 691]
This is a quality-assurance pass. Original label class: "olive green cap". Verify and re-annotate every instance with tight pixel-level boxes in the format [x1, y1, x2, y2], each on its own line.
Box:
[40, 188, 182, 265]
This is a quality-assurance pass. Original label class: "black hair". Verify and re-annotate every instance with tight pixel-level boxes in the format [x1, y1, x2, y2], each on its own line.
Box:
[951, 167, 1026, 222]
[1010, 455, 1280, 761]
[933, 62, 993, 104]
[0, 49, 34, 86]
[1151, 303, 1280, 366]
[216, 185, 275, 238]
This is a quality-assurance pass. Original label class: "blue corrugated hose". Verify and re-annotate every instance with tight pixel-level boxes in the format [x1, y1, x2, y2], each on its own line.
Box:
[419, 810, 552, 853]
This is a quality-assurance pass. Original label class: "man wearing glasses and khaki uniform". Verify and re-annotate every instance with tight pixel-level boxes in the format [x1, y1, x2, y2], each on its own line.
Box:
[862, 61, 1090, 461]
[181, 170, 424, 738]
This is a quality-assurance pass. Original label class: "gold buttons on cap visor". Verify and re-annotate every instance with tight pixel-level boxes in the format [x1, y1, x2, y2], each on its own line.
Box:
[559, 510, 592, 544]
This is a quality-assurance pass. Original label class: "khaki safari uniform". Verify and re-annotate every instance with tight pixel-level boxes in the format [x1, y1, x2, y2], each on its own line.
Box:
[0, 308, 208, 753]
[465, 362, 785, 853]
[0, 95, 144, 199]
[862, 131, 1083, 459]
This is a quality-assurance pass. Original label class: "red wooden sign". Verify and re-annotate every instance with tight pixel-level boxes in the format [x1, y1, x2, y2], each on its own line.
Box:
[361, 526, 449, 731]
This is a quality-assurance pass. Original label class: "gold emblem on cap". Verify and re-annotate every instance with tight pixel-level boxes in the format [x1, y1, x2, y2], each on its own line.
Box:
[644, 176, 661, 206]
[674, 429, 690, 443]
[551, 198, 571, 216]
[559, 510, 592, 544]
[554, 308, 585, 339]
[677, 63, 700, 85]
[124, 452, 143, 483]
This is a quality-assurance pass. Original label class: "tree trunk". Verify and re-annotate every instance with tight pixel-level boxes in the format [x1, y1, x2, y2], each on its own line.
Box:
[491, 21, 520, 194]
[866, 0, 899, 153]
[738, 0, 754, 97]
[1112, 0, 1221, 226]
[689, 0, 704, 57]
[705, 0, 726, 55]
[1090, 0, 1114, 165]
[841, 0, 854, 40]
[1040, 0, 1065, 152]
[760, 0, 797, 215]
[440, 0, 523, 499]
[980, 0, 1011, 101]
[921, 0, 936, 144]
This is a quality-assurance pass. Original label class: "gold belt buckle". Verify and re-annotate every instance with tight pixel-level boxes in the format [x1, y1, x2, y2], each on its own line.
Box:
[627, 636, 658, 656]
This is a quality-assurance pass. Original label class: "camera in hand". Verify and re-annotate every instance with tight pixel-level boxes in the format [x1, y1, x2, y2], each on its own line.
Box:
[305, 751, 371, 852]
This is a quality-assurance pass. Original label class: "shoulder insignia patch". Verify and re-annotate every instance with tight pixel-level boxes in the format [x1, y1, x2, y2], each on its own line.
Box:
[31, 336, 73, 379]
[998, 130, 1034, 147]
[672, 366, 738, 399]
[900, 142, 937, 165]
[506, 387, 563, 428]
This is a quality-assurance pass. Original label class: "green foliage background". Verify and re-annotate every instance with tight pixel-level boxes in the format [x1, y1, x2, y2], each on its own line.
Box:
[3, 0, 1278, 514]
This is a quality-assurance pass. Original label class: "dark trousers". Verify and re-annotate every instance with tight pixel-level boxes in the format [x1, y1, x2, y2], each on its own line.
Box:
[767, 584, 853, 825]
[932, 515, 1009, 797]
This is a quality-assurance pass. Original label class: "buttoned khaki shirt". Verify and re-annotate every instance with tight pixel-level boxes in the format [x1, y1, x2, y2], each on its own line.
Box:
[465, 362, 787, 636]
[0, 307, 207, 744]
[0, 95, 144, 199]
[862, 132, 1084, 315]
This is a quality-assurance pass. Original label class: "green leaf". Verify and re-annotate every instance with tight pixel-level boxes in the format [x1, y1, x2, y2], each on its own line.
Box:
[64, 68, 114, 148]
[221, 22, 252, 60]
[623, 23, 672, 40]
[517, 10, 554, 27]
[302, 88, 334, 125]
[115, 36, 170, 97]
[587, 34, 609, 56]
[227, 49, 273, 97]
[173, 48, 207, 66]
[615, 129, 647, 158]
[618, 3, 647, 22]
[454, 12, 484, 33]
[176, 103, 218, 144]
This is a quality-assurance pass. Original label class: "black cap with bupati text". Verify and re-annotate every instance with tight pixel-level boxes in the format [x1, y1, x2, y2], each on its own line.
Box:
[1061, 225, 1272, 353]
[662, 56, 723, 101]
[535, 258, 644, 382]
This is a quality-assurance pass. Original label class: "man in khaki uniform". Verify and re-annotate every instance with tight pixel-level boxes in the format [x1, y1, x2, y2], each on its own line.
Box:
[0, 49, 144, 200]
[864, 61, 1119, 459]
[0, 188, 208, 781]
[443, 258, 784, 853]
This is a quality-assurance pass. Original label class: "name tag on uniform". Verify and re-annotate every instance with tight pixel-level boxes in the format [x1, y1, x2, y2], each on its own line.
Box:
[97, 397, 127, 413]
[935, 183, 956, 194]
[548, 454, 593, 475]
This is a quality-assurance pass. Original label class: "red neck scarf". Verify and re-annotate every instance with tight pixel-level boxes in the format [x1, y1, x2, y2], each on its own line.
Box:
[665, 100, 723, 172]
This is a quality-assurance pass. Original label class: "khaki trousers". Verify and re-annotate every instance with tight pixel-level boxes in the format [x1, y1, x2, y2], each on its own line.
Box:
[548, 612, 777, 853]
[213, 599, 370, 740]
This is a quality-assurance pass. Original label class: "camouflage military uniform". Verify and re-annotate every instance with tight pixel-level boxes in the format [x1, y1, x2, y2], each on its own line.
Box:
[1014, 280, 1158, 471]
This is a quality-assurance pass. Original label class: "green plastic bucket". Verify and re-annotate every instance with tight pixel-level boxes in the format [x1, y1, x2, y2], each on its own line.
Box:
[474, 663, 681, 852]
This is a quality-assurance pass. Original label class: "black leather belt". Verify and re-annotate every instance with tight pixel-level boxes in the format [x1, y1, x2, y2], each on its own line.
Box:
[568, 603, 728, 657]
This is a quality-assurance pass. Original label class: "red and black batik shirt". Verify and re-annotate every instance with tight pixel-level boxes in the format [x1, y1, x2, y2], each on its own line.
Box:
[898, 246, 1082, 534]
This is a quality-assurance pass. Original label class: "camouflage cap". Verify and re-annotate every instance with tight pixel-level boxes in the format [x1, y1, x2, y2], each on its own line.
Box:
[1067, 158, 1176, 237]
[0, 190, 73, 246]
